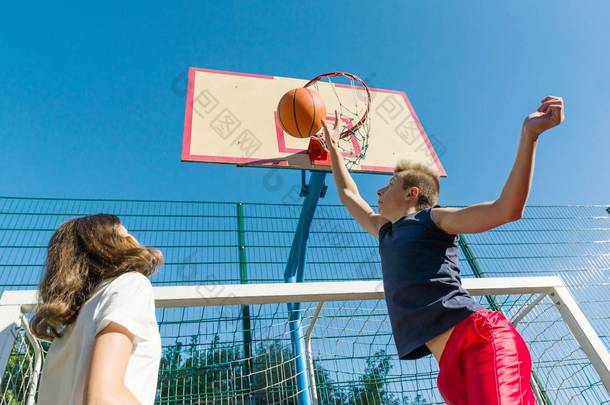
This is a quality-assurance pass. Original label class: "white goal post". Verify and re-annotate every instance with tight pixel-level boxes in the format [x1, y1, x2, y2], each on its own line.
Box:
[1, 276, 609, 404]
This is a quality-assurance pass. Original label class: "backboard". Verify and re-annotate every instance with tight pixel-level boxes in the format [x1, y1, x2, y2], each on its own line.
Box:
[182, 67, 446, 176]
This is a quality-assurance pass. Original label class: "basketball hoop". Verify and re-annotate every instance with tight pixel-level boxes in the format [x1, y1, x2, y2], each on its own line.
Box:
[303, 72, 372, 169]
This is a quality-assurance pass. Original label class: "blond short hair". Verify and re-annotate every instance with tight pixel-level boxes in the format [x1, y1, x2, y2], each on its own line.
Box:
[394, 159, 440, 210]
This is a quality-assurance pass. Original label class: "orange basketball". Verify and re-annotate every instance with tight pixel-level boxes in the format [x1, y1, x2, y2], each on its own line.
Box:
[277, 88, 327, 138]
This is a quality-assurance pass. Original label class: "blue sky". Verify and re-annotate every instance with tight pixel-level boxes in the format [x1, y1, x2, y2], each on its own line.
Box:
[1, 1, 608, 207]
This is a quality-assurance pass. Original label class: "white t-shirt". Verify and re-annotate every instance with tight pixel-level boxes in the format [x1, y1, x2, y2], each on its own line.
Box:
[38, 272, 161, 405]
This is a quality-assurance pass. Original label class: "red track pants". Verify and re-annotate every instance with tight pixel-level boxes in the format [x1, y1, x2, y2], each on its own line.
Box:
[437, 309, 536, 405]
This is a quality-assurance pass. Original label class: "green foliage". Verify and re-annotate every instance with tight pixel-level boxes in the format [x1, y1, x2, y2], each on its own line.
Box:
[157, 335, 243, 404]
[348, 350, 393, 405]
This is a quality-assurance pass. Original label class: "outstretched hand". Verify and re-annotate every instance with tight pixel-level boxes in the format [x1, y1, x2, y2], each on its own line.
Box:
[523, 96, 565, 141]
[320, 111, 341, 150]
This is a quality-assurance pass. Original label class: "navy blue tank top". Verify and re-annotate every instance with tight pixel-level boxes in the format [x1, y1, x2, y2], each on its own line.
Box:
[378, 206, 482, 360]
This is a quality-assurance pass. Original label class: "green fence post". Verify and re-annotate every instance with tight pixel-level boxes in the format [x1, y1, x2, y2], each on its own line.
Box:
[237, 203, 253, 398]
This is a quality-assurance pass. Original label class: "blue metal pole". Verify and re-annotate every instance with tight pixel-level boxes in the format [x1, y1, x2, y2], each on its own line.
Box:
[283, 171, 327, 405]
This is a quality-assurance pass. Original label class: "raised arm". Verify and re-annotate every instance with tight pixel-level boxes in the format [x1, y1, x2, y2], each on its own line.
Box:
[321, 116, 387, 238]
[432, 96, 565, 235]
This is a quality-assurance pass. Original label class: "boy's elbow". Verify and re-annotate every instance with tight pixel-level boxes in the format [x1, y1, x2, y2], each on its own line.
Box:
[494, 200, 524, 223]
[339, 188, 358, 202]
[504, 208, 524, 222]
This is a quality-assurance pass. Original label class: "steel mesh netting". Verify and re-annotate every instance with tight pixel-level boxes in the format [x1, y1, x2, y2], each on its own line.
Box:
[458, 206, 610, 353]
[2, 293, 608, 404]
[491, 293, 608, 403]
[154, 298, 439, 404]
[0, 316, 44, 405]
[1, 197, 609, 403]
[0, 197, 242, 289]
[0, 197, 477, 289]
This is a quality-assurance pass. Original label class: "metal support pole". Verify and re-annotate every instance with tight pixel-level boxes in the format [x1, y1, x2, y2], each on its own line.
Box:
[550, 286, 610, 390]
[0, 305, 21, 387]
[305, 302, 325, 405]
[284, 171, 327, 405]
[21, 315, 43, 405]
[237, 203, 253, 402]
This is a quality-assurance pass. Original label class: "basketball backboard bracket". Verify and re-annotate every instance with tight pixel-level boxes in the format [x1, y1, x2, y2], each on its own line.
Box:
[300, 170, 328, 198]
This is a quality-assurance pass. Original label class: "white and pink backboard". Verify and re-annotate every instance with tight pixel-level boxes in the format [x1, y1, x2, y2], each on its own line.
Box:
[182, 67, 446, 176]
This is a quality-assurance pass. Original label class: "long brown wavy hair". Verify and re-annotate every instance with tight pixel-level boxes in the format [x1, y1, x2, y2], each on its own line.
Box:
[31, 214, 163, 340]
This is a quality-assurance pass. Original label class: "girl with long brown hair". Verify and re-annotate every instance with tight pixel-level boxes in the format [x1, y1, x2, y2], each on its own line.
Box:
[32, 214, 163, 405]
